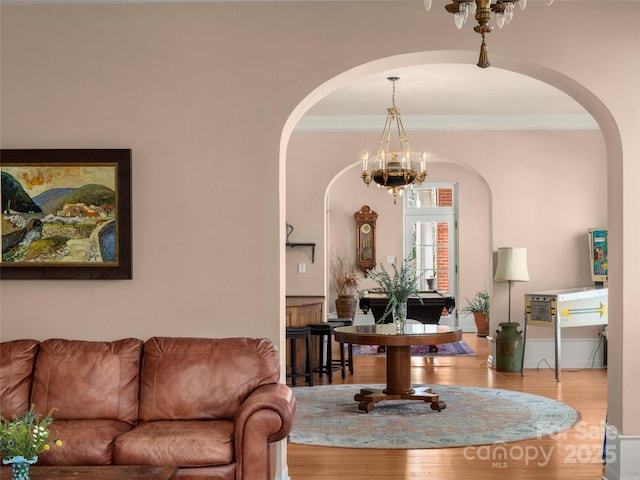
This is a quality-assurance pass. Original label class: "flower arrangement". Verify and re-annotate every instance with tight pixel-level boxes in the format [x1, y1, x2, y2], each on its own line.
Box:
[367, 257, 421, 322]
[0, 406, 62, 465]
[330, 254, 359, 297]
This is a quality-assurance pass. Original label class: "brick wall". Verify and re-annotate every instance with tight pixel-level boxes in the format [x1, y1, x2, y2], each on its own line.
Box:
[436, 222, 450, 292]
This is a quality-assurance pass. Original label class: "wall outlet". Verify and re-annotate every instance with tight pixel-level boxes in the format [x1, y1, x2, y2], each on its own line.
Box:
[386, 256, 396, 263]
[298, 263, 306, 274]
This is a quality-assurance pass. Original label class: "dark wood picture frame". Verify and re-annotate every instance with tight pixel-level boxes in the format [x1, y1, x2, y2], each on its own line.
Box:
[1, 149, 132, 279]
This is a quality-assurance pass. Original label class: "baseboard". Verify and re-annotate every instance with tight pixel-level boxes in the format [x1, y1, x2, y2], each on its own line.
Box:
[274, 470, 290, 480]
[457, 312, 481, 333]
[603, 424, 640, 480]
[352, 313, 603, 369]
[523, 337, 606, 369]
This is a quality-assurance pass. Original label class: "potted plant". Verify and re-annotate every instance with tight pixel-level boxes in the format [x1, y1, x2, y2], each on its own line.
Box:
[330, 254, 359, 320]
[368, 257, 421, 331]
[461, 290, 490, 337]
[426, 271, 437, 291]
[0, 405, 62, 479]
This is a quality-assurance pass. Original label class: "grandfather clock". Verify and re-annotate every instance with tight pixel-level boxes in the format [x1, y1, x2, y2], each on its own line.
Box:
[354, 205, 378, 276]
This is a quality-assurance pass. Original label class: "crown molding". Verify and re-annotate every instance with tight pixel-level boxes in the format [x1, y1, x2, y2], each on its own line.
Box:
[294, 113, 599, 132]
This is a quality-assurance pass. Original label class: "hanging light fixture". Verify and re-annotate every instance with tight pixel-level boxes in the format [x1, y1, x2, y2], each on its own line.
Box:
[361, 77, 427, 205]
[423, 0, 554, 68]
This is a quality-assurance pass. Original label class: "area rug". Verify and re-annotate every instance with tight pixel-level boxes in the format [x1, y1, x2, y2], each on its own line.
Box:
[353, 339, 476, 357]
[290, 384, 579, 449]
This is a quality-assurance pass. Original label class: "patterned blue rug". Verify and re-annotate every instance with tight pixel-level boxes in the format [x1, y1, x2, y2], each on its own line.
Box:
[290, 384, 579, 449]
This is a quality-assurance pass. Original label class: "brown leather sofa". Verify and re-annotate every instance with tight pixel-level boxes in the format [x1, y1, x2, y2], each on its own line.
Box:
[0, 336, 295, 480]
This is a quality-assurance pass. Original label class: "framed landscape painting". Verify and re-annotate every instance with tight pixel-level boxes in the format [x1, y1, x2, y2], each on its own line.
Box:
[1, 149, 132, 279]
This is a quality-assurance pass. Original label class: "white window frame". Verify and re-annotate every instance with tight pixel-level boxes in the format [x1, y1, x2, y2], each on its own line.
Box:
[403, 183, 459, 323]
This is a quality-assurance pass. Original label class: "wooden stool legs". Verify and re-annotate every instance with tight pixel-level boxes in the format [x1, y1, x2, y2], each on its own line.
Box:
[310, 322, 346, 383]
[286, 326, 313, 386]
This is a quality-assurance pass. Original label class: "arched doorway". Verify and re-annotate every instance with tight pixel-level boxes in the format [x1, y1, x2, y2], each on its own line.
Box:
[281, 50, 622, 475]
[283, 50, 619, 332]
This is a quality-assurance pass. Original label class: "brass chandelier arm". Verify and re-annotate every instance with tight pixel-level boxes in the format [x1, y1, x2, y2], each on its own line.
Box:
[361, 77, 428, 205]
[395, 114, 414, 169]
[442, 0, 540, 69]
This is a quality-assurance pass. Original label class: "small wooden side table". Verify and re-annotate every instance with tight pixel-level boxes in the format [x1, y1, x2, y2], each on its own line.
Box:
[0, 465, 178, 480]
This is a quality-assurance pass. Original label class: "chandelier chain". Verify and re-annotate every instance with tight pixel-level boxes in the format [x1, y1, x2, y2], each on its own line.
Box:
[391, 77, 397, 109]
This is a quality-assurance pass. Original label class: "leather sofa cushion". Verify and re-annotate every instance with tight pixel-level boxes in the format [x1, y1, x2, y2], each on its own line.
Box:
[139, 337, 280, 421]
[113, 420, 234, 467]
[31, 338, 143, 424]
[0, 339, 40, 419]
[37, 419, 133, 466]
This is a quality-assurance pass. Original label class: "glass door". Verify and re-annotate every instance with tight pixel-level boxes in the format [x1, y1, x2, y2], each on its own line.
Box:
[404, 185, 458, 302]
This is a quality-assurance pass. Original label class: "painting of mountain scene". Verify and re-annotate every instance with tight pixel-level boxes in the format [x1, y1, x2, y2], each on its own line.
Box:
[1, 164, 118, 264]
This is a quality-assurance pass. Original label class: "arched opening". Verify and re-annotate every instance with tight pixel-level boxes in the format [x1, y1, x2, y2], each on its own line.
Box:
[281, 49, 622, 442]
[325, 157, 493, 332]
[282, 49, 620, 325]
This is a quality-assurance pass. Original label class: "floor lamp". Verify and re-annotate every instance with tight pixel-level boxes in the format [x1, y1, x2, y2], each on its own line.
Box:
[494, 247, 530, 372]
[494, 247, 530, 324]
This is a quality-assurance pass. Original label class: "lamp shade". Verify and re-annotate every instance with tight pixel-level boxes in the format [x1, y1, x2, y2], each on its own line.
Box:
[494, 247, 530, 282]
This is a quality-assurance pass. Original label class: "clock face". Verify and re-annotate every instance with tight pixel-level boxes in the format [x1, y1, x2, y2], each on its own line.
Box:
[360, 223, 372, 234]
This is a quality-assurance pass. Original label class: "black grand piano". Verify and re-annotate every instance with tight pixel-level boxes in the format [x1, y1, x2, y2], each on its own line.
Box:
[359, 291, 455, 325]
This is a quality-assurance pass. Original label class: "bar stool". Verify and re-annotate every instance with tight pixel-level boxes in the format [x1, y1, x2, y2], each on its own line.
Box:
[285, 326, 313, 386]
[309, 322, 345, 383]
[331, 318, 354, 375]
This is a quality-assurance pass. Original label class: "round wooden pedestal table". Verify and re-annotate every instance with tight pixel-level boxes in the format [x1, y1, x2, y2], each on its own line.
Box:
[334, 324, 462, 412]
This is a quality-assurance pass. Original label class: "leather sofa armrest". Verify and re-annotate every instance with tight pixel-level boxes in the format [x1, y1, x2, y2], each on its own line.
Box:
[234, 383, 296, 479]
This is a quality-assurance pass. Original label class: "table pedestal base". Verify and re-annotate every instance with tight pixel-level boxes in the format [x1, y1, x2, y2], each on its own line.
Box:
[354, 386, 447, 413]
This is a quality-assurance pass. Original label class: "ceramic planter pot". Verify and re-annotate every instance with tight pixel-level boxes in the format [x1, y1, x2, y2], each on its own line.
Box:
[473, 312, 490, 337]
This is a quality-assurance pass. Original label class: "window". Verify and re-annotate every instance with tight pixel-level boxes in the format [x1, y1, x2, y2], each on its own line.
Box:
[404, 184, 458, 305]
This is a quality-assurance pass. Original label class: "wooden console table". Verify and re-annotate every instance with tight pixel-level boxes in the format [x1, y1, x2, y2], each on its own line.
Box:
[285, 296, 324, 327]
[286, 296, 324, 372]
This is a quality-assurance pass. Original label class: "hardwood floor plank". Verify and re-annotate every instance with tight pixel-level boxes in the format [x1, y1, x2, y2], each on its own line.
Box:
[287, 333, 607, 479]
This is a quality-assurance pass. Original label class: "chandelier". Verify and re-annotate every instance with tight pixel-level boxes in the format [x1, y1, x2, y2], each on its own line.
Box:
[361, 77, 427, 204]
[423, 0, 554, 68]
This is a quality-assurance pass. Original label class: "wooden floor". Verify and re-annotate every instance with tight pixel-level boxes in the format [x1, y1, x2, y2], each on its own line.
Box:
[287, 333, 607, 480]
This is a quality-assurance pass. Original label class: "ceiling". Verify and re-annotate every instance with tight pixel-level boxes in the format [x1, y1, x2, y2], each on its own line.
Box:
[296, 64, 596, 132]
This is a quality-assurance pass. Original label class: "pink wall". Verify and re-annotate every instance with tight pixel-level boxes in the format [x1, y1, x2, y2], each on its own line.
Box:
[1, 1, 639, 466]
[287, 130, 606, 341]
